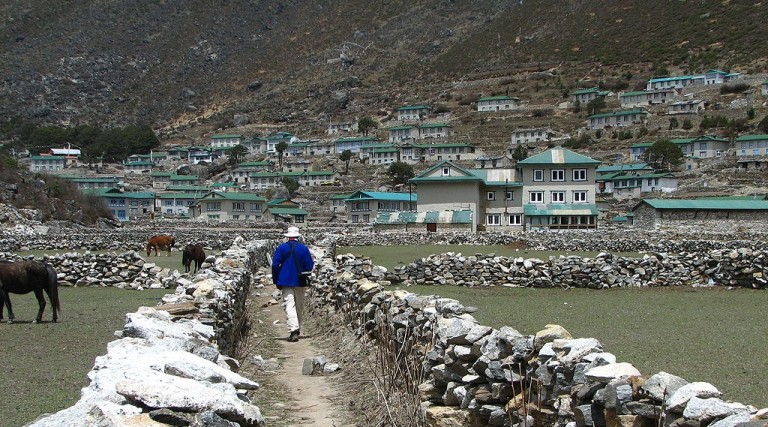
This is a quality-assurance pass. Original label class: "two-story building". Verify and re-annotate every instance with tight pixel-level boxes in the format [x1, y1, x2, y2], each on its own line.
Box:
[327, 121, 357, 135]
[596, 163, 677, 199]
[586, 109, 648, 129]
[409, 161, 520, 232]
[345, 190, 417, 224]
[397, 105, 432, 121]
[334, 136, 379, 154]
[668, 99, 705, 114]
[189, 192, 267, 221]
[671, 135, 729, 159]
[123, 161, 153, 174]
[510, 127, 553, 146]
[571, 88, 608, 105]
[232, 161, 274, 186]
[209, 134, 244, 149]
[28, 155, 66, 173]
[619, 89, 676, 108]
[90, 188, 155, 221]
[516, 147, 600, 231]
[155, 192, 203, 217]
[476, 96, 521, 112]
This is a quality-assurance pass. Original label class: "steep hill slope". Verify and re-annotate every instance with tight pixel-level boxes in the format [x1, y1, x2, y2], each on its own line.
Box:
[1, 0, 766, 140]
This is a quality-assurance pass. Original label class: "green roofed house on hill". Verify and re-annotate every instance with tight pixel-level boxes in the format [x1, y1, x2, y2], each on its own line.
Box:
[189, 192, 267, 221]
[345, 190, 416, 224]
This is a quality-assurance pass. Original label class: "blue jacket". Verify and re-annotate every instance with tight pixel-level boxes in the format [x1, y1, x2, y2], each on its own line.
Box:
[272, 239, 314, 287]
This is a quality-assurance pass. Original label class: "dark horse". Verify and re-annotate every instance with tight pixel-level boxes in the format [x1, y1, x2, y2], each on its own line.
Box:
[182, 244, 206, 273]
[146, 235, 175, 257]
[0, 261, 60, 324]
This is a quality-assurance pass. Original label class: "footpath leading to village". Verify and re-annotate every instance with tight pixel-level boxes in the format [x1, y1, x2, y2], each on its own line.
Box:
[246, 289, 355, 427]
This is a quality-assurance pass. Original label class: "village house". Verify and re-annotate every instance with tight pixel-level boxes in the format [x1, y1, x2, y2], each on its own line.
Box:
[262, 199, 308, 223]
[397, 105, 432, 121]
[345, 190, 417, 224]
[516, 147, 600, 231]
[596, 165, 678, 199]
[155, 192, 202, 217]
[418, 142, 480, 163]
[334, 136, 379, 154]
[619, 89, 676, 108]
[89, 188, 155, 221]
[671, 135, 729, 159]
[762, 80, 768, 96]
[189, 192, 267, 221]
[122, 160, 153, 174]
[631, 197, 768, 231]
[668, 99, 705, 114]
[210, 182, 238, 192]
[476, 95, 521, 112]
[248, 170, 339, 191]
[65, 176, 124, 191]
[474, 155, 512, 169]
[247, 132, 296, 155]
[282, 158, 313, 173]
[735, 134, 768, 157]
[645, 69, 742, 90]
[169, 174, 200, 187]
[209, 134, 244, 149]
[419, 123, 452, 139]
[231, 161, 274, 186]
[327, 120, 357, 135]
[409, 161, 520, 232]
[571, 87, 608, 105]
[28, 155, 66, 173]
[388, 125, 419, 142]
[188, 147, 217, 164]
[510, 127, 553, 146]
[630, 142, 653, 162]
[365, 145, 399, 165]
[164, 184, 210, 194]
[329, 193, 351, 214]
[150, 172, 172, 189]
[586, 109, 648, 129]
[126, 152, 167, 164]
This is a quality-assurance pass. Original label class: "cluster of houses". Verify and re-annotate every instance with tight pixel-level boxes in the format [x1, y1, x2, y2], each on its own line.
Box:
[17, 67, 768, 230]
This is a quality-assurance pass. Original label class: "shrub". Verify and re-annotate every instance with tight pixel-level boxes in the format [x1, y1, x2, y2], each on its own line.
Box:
[720, 82, 750, 94]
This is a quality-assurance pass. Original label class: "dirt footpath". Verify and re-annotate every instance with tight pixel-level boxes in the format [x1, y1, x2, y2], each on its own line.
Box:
[243, 288, 354, 427]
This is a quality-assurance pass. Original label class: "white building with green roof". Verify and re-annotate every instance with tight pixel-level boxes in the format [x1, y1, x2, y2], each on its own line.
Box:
[345, 190, 417, 224]
[476, 95, 521, 112]
[189, 192, 267, 221]
[587, 109, 648, 129]
[396, 105, 432, 121]
[618, 88, 675, 108]
[632, 197, 768, 230]
[209, 134, 244, 149]
[516, 147, 600, 231]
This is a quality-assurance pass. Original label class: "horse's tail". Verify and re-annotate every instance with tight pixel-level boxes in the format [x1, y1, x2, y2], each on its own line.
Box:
[46, 264, 61, 315]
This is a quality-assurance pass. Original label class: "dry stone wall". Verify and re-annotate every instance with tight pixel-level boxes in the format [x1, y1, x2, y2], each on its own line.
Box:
[307, 247, 768, 427]
[25, 237, 270, 427]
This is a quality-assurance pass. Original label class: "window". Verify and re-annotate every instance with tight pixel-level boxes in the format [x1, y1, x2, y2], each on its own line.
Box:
[505, 191, 514, 201]
[442, 167, 450, 176]
[573, 169, 587, 181]
[573, 191, 587, 203]
[530, 191, 544, 203]
[508, 214, 522, 225]
[533, 169, 544, 182]
[551, 191, 565, 203]
[551, 169, 565, 181]
[206, 202, 221, 211]
[487, 191, 496, 201]
[233, 202, 245, 212]
[486, 214, 501, 225]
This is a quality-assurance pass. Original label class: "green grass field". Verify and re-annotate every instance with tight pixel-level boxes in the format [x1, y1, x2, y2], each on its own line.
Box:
[0, 286, 170, 427]
[342, 245, 768, 408]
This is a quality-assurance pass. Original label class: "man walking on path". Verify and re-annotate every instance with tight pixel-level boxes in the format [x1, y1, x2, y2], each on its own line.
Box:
[272, 226, 314, 342]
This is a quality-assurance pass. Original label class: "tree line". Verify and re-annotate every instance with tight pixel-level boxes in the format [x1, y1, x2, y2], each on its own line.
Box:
[0, 118, 160, 163]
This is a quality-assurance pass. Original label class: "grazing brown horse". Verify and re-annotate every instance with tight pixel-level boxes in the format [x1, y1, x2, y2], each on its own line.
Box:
[0, 261, 60, 324]
[182, 244, 206, 273]
[146, 235, 175, 257]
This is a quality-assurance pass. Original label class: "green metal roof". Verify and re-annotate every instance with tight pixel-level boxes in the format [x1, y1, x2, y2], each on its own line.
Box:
[348, 190, 416, 202]
[735, 134, 768, 142]
[479, 95, 514, 101]
[517, 147, 600, 165]
[388, 125, 415, 131]
[620, 91, 647, 97]
[155, 192, 202, 199]
[238, 161, 273, 167]
[335, 136, 377, 142]
[524, 204, 599, 216]
[597, 163, 650, 173]
[419, 122, 451, 128]
[637, 199, 768, 210]
[201, 192, 266, 202]
[330, 194, 352, 200]
[398, 105, 431, 111]
[571, 88, 599, 95]
[150, 172, 173, 177]
[170, 175, 199, 181]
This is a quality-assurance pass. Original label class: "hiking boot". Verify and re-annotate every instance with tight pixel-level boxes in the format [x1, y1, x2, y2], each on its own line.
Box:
[288, 330, 300, 342]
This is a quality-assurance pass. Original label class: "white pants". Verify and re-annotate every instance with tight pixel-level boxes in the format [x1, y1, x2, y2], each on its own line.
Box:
[282, 287, 305, 333]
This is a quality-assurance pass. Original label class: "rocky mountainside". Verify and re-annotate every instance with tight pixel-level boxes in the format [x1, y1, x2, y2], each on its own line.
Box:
[2, 0, 767, 142]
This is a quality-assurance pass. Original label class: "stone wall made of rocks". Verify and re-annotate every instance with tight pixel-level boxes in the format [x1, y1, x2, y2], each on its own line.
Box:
[26, 236, 267, 427]
[306, 249, 768, 427]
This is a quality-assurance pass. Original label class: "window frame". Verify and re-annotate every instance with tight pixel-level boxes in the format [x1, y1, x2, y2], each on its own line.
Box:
[573, 168, 587, 181]
[551, 169, 565, 181]
[533, 169, 544, 182]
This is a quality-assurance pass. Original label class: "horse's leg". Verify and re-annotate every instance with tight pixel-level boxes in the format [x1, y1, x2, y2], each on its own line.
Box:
[2, 290, 15, 324]
[33, 289, 46, 324]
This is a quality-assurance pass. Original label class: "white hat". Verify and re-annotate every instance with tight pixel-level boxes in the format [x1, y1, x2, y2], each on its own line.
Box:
[284, 226, 301, 238]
